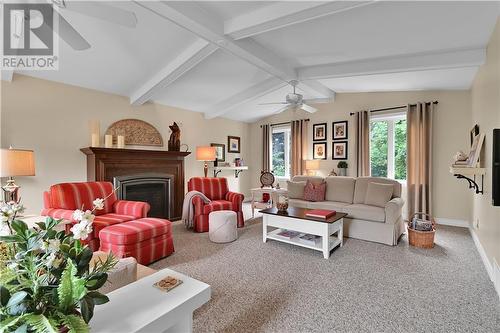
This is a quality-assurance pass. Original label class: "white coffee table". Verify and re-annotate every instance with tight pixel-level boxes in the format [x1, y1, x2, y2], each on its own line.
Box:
[91, 268, 210, 333]
[261, 207, 346, 259]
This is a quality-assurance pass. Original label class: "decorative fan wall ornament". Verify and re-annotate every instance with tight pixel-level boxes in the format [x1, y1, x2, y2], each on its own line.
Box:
[105, 119, 163, 147]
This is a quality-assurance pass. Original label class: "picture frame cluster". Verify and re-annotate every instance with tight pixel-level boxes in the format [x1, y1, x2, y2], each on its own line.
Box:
[312, 121, 349, 160]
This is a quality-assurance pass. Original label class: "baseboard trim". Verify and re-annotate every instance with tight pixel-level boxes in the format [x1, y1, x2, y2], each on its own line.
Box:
[468, 226, 500, 301]
[435, 217, 469, 228]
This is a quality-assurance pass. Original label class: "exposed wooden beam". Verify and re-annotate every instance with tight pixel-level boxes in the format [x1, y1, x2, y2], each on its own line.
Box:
[134, 1, 335, 100]
[204, 77, 287, 119]
[225, 1, 376, 40]
[298, 48, 486, 80]
[130, 39, 218, 106]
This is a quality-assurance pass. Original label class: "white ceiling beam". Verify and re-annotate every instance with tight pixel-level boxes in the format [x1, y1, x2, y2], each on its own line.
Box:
[225, 1, 376, 40]
[130, 39, 217, 106]
[298, 48, 486, 80]
[204, 77, 287, 119]
[134, 1, 335, 100]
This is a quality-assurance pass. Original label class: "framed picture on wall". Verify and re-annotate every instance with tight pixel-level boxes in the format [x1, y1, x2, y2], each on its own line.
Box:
[470, 124, 479, 146]
[227, 136, 241, 153]
[332, 141, 348, 160]
[210, 143, 225, 162]
[313, 123, 327, 141]
[313, 142, 327, 160]
[332, 121, 348, 140]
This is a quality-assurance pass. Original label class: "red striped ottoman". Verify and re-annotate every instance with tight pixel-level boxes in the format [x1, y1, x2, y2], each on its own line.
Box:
[99, 218, 174, 265]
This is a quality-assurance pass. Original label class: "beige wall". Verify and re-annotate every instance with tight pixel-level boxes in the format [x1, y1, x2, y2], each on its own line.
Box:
[471, 19, 500, 266]
[249, 90, 473, 222]
[0, 75, 251, 215]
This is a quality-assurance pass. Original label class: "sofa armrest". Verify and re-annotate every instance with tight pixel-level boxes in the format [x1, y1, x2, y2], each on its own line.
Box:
[43, 191, 51, 209]
[225, 191, 244, 212]
[113, 200, 150, 218]
[385, 197, 404, 224]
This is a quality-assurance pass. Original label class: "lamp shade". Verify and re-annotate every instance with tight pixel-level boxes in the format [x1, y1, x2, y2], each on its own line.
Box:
[196, 146, 216, 161]
[305, 160, 320, 170]
[0, 148, 35, 177]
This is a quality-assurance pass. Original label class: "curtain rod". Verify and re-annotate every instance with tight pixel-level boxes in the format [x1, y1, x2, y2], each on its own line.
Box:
[349, 101, 438, 116]
[260, 119, 310, 128]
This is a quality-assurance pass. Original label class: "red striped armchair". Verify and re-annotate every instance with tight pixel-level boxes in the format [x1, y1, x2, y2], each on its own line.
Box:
[187, 177, 244, 232]
[41, 181, 150, 251]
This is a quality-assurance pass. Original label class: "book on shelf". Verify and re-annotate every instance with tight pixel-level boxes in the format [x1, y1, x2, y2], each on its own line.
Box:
[277, 229, 301, 239]
[305, 209, 337, 219]
[298, 233, 320, 246]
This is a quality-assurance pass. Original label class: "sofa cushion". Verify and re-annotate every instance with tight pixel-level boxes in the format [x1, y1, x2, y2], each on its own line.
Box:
[49, 182, 117, 215]
[344, 204, 385, 222]
[325, 177, 356, 203]
[303, 180, 326, 202]
[307, 201, 350, 212]
[288, 198, 309, 209]
[203, 200, 233, 215]
[365, 182, 394, 208]
[353, 177, 402, 204]
[93, 213, 136, 238]
[287, 181, 306, 199]
[99, 218, 172, 245]
[292, 175, 325, 185]
[188, 177, 228, 200]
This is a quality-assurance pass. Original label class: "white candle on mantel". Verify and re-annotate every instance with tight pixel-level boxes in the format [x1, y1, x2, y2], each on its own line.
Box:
[91, 133, 99, 147]
[105, 135, 113, 148]
[117, 135, 125, 148]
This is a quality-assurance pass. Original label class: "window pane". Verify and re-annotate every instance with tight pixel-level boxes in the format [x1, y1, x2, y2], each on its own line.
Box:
[370, 121, 388, 177]
[272, 132, 286, 177]
[394, 119, 407, 180]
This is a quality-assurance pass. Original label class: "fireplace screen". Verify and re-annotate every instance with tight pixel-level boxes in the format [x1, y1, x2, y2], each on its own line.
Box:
[113, 173, 173, 219]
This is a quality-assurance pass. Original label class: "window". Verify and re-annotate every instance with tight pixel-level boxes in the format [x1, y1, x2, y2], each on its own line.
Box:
[370, 112, 407, 180]
[270, 125, 291, 179]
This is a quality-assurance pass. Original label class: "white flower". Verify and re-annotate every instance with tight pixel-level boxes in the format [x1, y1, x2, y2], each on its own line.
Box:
[7, 262, 18, 270]
[72, 209, 84, 221]
[46, 252, 56, 268]
[70, 219, 93, 240]
[93, 198, 105, 210]
[47, 239, 60, 252]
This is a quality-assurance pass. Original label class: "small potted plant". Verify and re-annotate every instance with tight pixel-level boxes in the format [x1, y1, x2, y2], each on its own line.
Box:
[337, 161, 348, 176]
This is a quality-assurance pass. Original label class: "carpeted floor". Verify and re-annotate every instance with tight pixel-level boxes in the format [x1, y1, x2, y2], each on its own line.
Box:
[151, 208, 500, 333]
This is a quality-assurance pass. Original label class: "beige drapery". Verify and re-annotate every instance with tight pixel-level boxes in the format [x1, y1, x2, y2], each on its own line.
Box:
[355, 111, 370, 176]
[291, 120, 308, 176]
[406, 102, 434, 221]
[262, 124, 270, 171]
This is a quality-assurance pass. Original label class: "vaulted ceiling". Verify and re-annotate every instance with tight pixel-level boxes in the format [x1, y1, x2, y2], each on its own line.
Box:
[4, 1, 499, 123]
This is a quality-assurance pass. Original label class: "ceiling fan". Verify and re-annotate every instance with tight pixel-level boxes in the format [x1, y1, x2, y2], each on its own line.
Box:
[259, 80, 330, 114]
[16, 0, 138, 51]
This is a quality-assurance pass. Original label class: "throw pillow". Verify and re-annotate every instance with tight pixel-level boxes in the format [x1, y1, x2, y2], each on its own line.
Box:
[303, 180, 326, 202]
[364, 182, 394, 207]
[287, 181, 306, 199]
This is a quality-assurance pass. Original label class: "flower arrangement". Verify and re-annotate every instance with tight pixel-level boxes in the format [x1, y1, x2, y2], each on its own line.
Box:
[0, 198, 117, 333]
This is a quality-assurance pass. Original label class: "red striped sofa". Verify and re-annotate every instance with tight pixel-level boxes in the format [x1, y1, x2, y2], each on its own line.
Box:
[188, 177, 244, 232]
[41, 181, 150, 251]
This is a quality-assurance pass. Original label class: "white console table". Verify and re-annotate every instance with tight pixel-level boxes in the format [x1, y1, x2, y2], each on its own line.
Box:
[91, 268, 210, 333]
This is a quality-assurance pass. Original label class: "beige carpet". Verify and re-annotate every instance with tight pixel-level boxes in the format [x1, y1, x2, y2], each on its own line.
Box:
[151, 209, 500, 333]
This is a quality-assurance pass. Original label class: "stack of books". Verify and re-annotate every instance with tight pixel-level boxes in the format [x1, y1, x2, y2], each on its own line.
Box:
[298, 233, 320, 246]
[277, 230, 301, 239]
[452, 160, 470, 168]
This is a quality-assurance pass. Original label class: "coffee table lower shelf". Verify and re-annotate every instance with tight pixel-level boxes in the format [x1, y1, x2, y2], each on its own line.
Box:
[266, 229, 342, 253]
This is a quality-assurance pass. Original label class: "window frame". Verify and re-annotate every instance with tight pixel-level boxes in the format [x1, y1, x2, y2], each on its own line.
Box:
[369, 111, 407, 182]
[270, 124, 292, 180]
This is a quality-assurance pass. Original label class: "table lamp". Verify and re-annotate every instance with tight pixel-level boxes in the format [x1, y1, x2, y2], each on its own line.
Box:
[196, 146, 216, 177]
[305, 160, 320, 176]
[0, 148, 35, 203]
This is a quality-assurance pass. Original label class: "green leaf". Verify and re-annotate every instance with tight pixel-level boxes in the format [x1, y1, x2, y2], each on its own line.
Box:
[35, 222, 46, 230]
[6, 291, 27, 308]
[24, 314, 57, 333]
[79, 296, 94, 324]
[0, 315, 27, 333]
[57, 261, 87, 313]
[77, 248, 93, 269]
[59, 314, 89, 333]
[0, 286, 10, 306]
[87, 291, 109, 305]
[11, 220, 28, 235]
[85, 273, 107, 291]
[0, 235, 23, 243]
[14, 324, 27, 333]
[0, 268, 17, 292]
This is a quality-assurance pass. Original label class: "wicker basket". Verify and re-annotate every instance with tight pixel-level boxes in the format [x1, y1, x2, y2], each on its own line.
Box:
[407, 213, 436, 249]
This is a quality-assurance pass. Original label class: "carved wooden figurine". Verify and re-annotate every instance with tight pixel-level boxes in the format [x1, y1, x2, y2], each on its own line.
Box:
[168, 122, 181, 151]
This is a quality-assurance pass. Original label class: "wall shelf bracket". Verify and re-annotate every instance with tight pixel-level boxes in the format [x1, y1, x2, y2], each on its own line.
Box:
[453, 173, 484, 194]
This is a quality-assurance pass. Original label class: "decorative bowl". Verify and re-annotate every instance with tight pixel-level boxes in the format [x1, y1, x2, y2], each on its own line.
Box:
[276, 202, 288, 212]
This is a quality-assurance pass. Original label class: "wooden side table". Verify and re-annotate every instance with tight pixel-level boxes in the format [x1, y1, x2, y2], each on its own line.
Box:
[250, 188, 288, 218]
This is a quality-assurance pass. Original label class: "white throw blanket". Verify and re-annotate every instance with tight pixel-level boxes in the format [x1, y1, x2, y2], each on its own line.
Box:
[182, 190, 211, 228]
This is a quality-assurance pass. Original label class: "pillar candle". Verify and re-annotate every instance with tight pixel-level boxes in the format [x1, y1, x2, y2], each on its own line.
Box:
[105, 135, 113, 148]
[117, 135, 125, 148]
[91, 133, 99, 147]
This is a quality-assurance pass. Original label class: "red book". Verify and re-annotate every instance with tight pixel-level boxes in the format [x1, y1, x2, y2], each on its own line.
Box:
[305, 209, 337, 219]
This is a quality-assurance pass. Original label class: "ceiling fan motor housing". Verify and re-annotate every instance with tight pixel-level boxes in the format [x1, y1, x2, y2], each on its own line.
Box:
[286, 93, 303, 105]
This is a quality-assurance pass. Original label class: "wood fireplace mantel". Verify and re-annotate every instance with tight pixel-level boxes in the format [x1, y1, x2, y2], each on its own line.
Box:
[81, 147, 190, 220]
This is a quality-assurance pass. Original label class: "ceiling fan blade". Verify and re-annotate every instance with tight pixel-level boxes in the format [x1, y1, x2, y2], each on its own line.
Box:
[62, 1, 138, 28]
[273, 105, 292, 114]
[57, 14, 91, 50]
[258, 102, 288, 106]
[300, 103, 318, 113]
[303, 98, 333, 104]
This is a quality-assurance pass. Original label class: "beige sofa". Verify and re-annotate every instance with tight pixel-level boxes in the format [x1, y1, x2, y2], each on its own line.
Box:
[288, 176, 405, 246]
